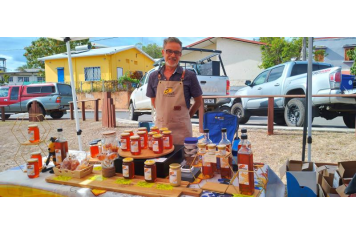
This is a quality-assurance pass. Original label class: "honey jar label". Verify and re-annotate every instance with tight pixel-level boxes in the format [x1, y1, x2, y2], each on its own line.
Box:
[144, 168, 152, 180]
[121, 139, 127, 149]
[221, 157, 229, 168]
[202, 159, 211, 167]
[169, 170, 177, 184]
[163, 137, 169, 148]
[123, 165, 129, 177]
[238, 164, 249, 185]
[203, 154, 216, 163]
[55, 149, 61, 160]
[131, 141, 138, 152]
[140, 137, 144, 148]
[218, 150, 226, 157]
[27, 164, 35, 176]
[153, 141, 159, 152]
[28, 130, 34, 141]
[148, 138, 152, 148]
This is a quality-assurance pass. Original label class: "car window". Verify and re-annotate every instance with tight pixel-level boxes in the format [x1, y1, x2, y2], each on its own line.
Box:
[0, 87, 10, 97]
[141, 74, 148, 85]
[41, 86, 55, 93]
[10, 87, 19, 100]
[27, 86, 41, 94]
[290, 63, 332, 77]
[253, 70, 269, 86]
[267, 66, 285, 82]
[57, 84, 72, 96]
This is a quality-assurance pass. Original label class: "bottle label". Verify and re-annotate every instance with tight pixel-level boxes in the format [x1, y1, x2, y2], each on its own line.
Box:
[153, 141, 159, 152]
[131, 141, 138, 152]
[123, 165, 129, 177]
[55, 149, 62, 162]
[221, 156, 230, 168]
[121, 139, 127, 149]
[148, 137, 152, 148]
[198, 148, 206, 154]
[203, 153, 216, 163]
[28, 130, 34, 141]
[202, 157, 211, 167]
[27, 164, 35, 176]
[140, 137, 144, 148]
[144, 168, 152, 180]
[163, 137, 169, 148]
[169, 169, 177, 184]
[238, 164, 249, 185]
[218, 149, 226, 157]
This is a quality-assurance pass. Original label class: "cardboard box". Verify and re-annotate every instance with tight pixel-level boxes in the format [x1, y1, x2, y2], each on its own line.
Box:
[338, 161, 356, 179]
[280, 160, 317, 197]
[321, 174, 339, 197]
[315, 163, 338, 186]
[336, 184, 349, 197]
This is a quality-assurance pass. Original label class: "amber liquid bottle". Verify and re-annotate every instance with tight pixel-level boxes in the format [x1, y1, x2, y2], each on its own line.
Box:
[202, 129, 216, 172]
[54, 128, 68, 164]
[237, 134, 254, 195]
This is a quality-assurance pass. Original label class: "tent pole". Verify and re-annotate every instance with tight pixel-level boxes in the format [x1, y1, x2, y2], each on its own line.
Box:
[65, 38, 83, 151]
[307, 37, 313, 162]
[302, 37, 308, 162]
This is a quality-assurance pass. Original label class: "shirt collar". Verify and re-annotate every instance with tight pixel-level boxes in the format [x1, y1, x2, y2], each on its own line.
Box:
[159, 65, 183, 76]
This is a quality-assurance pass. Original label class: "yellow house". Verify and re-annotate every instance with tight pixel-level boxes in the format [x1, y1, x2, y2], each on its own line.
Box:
[38, 45, 155, 90]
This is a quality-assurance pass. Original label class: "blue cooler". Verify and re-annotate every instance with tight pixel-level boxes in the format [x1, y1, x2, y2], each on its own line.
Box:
[341, 74, 355, 91]
[138, 122, 154, 132]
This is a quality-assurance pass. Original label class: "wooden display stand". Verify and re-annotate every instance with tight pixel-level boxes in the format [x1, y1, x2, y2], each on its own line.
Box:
[102, 92, 116, 128]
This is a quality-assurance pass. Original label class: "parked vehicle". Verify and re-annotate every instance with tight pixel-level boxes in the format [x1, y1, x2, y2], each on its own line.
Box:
[228, 61, 356, 128]
[128, 47, 231, 120]
[0, 83, 73, 119]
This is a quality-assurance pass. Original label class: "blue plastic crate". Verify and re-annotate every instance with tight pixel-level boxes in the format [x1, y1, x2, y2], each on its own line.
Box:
[341, 74, 355, 91]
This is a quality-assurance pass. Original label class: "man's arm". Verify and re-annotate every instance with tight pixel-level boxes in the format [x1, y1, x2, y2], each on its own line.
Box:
[151, 98, 156, 109]
[189, 95, 203, 118]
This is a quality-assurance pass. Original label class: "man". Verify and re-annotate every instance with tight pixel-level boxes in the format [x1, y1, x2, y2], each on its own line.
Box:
[146, 37, 203, 145]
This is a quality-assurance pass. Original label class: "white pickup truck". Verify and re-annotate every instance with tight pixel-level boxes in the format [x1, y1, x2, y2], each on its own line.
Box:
[229, 61, 356, 128]
[128, 47, 231, 120]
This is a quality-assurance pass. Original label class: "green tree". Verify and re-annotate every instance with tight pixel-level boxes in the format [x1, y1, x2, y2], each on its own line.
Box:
[139, 43, 162, 58]
[0, 74, 9, 85]
[16, 64, 30, 72]
[347, 49, 356, 75]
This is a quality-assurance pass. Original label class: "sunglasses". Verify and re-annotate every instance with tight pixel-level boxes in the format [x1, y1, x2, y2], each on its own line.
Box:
[164, 49, 182, 56]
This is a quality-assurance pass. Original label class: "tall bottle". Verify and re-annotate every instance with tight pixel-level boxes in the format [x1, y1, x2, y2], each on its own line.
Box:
[238, 128, 251, 150]
[201, 129, 216, 173]
[217, 128, 231, 173]
[237, 133, 254, 195]
[54, 128, 68, 164]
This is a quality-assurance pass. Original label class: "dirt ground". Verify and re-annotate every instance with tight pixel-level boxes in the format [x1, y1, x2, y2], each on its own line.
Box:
[1, 119, 356, 182]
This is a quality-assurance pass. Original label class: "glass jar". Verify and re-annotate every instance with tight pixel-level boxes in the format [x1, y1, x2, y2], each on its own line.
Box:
[124, 129, 134, 137]
[30, 151, 42, 169]
[120, 133, 131, 152]
[159, 127, 168, 134]
[122, 158, 135, 179]
[138, 127, 147, 134]
[150, 126, 159, 134]
[130, 136, 141, 155]
[147, 132, 157, 150]
[137, 131, 148, 149]
[152, 134, 163, 154]
[162, 130, 173, 149]
[144, 160, 157, 183]
[102, 131, 117, 153]
[169, 163, 181, 187]
[27, 159, 39, 179]
[90, 143, 100, 158]
[28, 124, 40, 143]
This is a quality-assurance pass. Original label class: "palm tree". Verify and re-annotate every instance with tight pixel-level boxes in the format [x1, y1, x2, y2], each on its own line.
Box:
[16, 64, 30, 72]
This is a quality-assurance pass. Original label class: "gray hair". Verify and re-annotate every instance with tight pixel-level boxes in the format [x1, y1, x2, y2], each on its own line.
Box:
[163, 37, 182, 48]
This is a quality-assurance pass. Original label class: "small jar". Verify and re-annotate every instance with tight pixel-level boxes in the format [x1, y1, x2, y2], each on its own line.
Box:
[122, 158, 135, 179]
[162, 130, 173, 149]
[124, 129, 134, 137]
[90, 144, 100, 158]
[159, 127, 168, 134]
[120, 133, 131, 152]
[138, 127, 148, 135]
[102, 131, 116, 153]
[30, 151, 42, 169]
[144, 160, 157, 183]
[217, 145, 227, 157]
[27, 159, 39, 179]
[150, 126, 159, 134]
[130, 136, 141, 155]
[169, 163, 181, 187]
[147, 132, 157, 150]
[207, 144, 217, 155]
[152, 134, 163, 154]
[198, 143, 207, 154]
[137, 131, 148, 149]
[28, 124, 40, 143]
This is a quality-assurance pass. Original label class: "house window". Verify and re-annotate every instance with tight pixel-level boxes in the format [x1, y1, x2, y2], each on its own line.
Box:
[9, 77, 13, 82]
[37, 77, 44, 82]
[84, 67, 101, 81]
[345, 47, 355, 61]
[24, 77, 29, 82]
[314, 50, 325, 62]
[18, 77, 23, 82]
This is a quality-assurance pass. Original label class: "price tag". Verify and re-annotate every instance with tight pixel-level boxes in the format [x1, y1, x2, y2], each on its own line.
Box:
[203, 154, 216, 163]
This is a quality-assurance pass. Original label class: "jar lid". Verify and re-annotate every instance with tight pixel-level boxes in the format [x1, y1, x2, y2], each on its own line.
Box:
[159, 127, 168, 131]
[144, 160, 155, 165]
[207, 144, 216, 149]
[151, 126, 158, 129]
[130, 135, 140, 140]
[137, 131, 146, 135]
[120, 133, 130, 137]
[153, 134, 162, 138]
[31, 151, 41, 156]
[102, 131, 116, 136]
[197, 143, 207, 148]
[184, 137, 198, 144]
[169, 163, 181, 169]
[124, 129, 134, 133]
[28, 124, 38, 128]
[217, 145, 226, 150]
[27, 159, 38, 163]
[148, 132, 157, 135]
[123, 158, 134, 163]
[162, 130, 172, 134]
[138, 127, 147, 131]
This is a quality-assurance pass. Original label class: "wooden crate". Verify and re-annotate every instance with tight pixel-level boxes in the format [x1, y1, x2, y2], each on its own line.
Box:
[53, 165, 93, 178]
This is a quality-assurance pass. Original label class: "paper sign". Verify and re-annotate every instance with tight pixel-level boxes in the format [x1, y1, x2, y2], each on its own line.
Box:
[152, 158, 167, 163]
[203, 154, 217, 163]
[333, 171, 341, 188]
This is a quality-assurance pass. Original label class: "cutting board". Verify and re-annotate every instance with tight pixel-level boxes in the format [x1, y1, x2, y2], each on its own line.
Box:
[45, 172, 202, 197]
[201, 182, 261, 197]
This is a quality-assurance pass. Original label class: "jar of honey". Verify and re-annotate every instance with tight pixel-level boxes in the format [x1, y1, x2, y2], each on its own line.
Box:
[28, 124, 40, 143]
[137, 131, 148, 149]
[120, 133, 130, 152]
[159, 127, 168, 134]
[138, 127, 148, 134]
[124, 129, 134, 137]
[30, 151, 42, 169]
[152, 134, 163, 154]
[147, 132, 157, 150]
[150, 126, 159, 134]
[169, 163, 181, 187]
[122, 158, 135, 179]
[144, 160, 157, 183]
[130, 136, 141, 155]
[162, 130, 173, 149]
[102, 131, 117, 153]
[27, 159, 39, 179]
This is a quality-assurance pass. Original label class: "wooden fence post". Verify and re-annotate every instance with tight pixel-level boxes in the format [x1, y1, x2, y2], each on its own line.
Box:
[267, 97, 274, 135]
[70, 103, 74, 120]
[1, 107, 5, 122]
[81, 101, 86, 121]
[94, 99, 99, 122]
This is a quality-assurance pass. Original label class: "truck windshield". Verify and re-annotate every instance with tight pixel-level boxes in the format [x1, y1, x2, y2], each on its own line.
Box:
[57, 84, 72, 96]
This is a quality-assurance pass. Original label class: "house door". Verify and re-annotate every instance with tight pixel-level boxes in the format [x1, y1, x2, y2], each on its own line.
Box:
[57, 68, 64, 83]
[117, 67, 123, 79]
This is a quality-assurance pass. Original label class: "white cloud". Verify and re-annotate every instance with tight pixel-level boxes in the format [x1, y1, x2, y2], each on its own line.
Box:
[0, 54, 27, 72]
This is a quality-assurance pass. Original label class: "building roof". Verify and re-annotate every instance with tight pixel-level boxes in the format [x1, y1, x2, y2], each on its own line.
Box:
[38, 45, 155, 62]
[185, 37, 266, 48]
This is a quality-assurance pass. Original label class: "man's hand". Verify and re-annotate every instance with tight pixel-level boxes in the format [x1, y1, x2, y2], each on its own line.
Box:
[189, 96, 203, 118]
[151, 98, 156, 109]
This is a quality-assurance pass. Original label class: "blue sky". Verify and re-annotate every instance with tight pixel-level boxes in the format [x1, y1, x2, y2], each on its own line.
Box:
[0, 37, 208, 71]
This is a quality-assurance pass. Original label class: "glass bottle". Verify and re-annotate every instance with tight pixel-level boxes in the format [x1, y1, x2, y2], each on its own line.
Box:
[219, 128, 231, 152]
[54, 128, 68, 164]
[201, 129, 213, 146]
[237, 134, 254, 195]
[218, 145, 232, 179]
[238, 128, 251, 150]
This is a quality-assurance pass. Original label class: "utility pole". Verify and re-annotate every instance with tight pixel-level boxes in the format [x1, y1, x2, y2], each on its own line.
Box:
[302, 37, 307, 61]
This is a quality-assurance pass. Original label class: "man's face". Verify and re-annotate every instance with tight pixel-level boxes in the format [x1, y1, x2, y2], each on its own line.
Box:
[162, 42, 182, 68]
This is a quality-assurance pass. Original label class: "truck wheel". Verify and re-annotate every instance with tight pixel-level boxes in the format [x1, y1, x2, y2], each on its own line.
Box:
[5, 114, 11, 119]
[343, 113, 355, 128]
[218, 106, 231, 114]
[231, 103, 250, 124]
[274, 114, 286, 125]
[284, 98, 305, 127]
[129, 103, 139, 121]
[50, 111, 64, 119]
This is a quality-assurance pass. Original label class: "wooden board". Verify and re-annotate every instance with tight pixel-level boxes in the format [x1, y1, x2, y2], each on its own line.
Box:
[118, 146, 175, 159]
[201, 182, 261, 197]
[45, 172, 202, 197]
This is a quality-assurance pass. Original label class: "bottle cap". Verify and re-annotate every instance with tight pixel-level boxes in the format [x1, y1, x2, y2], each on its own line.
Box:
[241, 128, 247, 133]
[57, 128, 63, 132]
[204, 129, 209, 133]
[241, 133, 248, 139]
[184, 137, 198, 144]
[221, 128, 227, 132]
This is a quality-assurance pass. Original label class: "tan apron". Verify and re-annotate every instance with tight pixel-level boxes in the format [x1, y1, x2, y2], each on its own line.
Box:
[155, 70, 192, 145]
